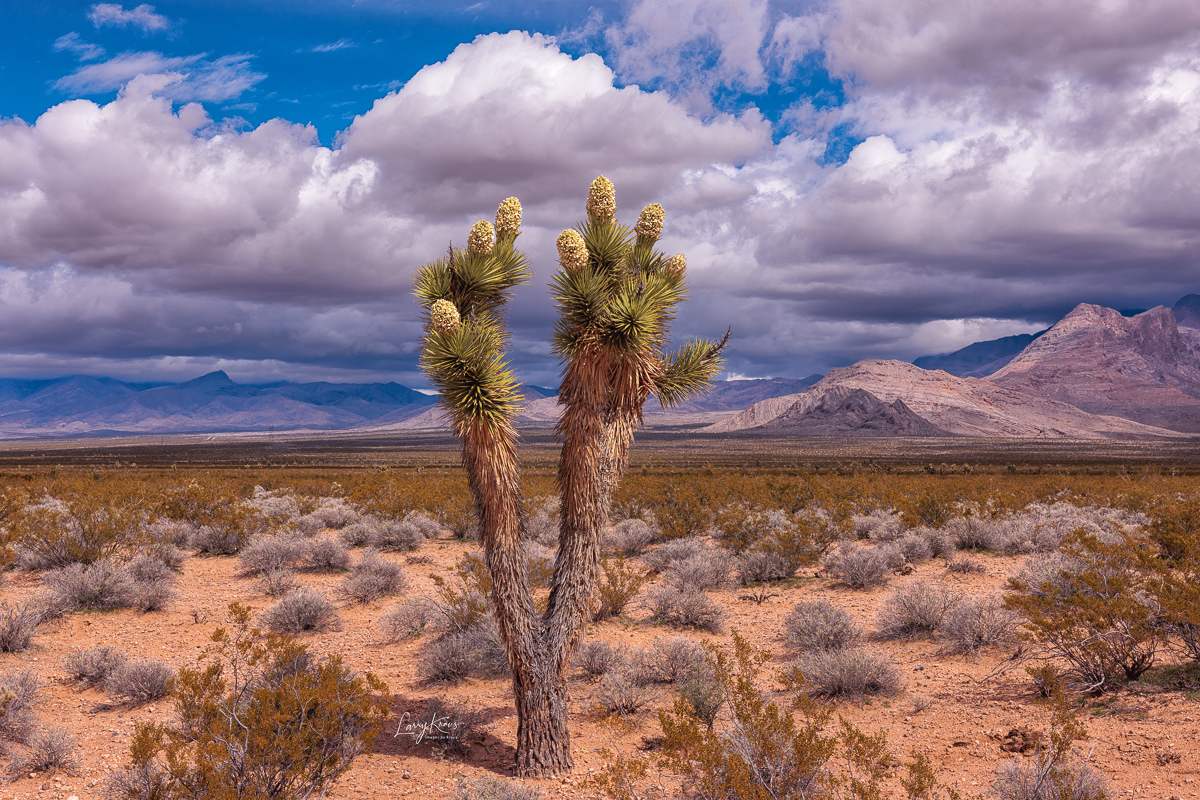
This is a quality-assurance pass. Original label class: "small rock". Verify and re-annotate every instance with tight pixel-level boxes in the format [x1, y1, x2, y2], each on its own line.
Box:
[402, 771, 411, 780]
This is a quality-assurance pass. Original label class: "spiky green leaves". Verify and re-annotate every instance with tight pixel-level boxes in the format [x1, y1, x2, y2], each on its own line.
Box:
[557, 230, 588, 274]
[420, 317, 521, 434]
[495, 197, 522, 240]
[586, 175, 616, 224]
[655, 331, 730, 408]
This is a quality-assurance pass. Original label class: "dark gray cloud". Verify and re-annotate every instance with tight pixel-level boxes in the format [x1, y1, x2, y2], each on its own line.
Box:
[3, 8, 1200, 386]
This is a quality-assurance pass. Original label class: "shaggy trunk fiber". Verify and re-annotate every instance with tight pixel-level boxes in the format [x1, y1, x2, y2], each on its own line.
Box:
[462, 425, 576, 776]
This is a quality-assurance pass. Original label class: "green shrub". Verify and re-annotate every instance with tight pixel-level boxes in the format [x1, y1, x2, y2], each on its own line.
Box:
[108, 603, 388, 800]
[592, 556, 647, 621]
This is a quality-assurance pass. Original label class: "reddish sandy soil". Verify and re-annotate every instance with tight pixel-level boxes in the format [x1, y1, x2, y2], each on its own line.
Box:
[1, 532, 1198, 800]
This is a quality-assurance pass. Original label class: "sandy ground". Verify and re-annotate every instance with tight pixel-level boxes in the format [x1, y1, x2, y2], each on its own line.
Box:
[1, 532, 1198, 800]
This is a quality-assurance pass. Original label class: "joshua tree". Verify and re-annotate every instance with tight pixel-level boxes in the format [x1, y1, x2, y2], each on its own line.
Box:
[414, 178, 727, 776]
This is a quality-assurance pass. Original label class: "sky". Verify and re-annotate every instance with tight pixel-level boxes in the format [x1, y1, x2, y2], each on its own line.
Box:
[1, 0, 1199, 389]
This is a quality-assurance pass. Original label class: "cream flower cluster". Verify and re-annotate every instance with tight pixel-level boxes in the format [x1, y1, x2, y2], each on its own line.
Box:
[494, 197, 522, 239]
[556, 229, 588, 273]
[586, 175, 616, 222]
[635, 204, 665, 241]
[429, 299, 461, 336]
[468, 220, 495, 256]
[665, 254, 686, 279]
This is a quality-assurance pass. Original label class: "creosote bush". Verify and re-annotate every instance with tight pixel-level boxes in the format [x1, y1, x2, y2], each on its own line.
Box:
[108, 603, 388, 800]
[592, 555, 647, 621]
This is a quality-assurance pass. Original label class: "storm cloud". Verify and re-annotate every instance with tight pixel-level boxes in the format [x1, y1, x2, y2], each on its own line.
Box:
[2, 3, 1200, 386]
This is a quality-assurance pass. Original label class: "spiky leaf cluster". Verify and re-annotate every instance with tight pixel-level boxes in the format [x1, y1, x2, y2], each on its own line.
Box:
[552, 181, 726, 411]
[414, 204, 532, 435]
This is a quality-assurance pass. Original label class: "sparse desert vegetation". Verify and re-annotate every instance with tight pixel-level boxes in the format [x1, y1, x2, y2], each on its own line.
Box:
[0, 446, 1196, 797]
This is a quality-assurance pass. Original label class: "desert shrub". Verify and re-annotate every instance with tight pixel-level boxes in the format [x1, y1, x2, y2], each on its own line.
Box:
[247, 486, 303, 524]
[664, 551, 732, 591]
[735, 551, 794, 585]
[783, 600, 861, 652]
[898, 486, 957, 529]
[716, 508, 837, 578]
[1147, 496, 1200, 563]
[378, 599, 433, 642]
[10, 725, 78, 775]
[604, 518, 656, 555]
[940, 597, 1020, 654]
[1005, 529, 1162, 691]
[798, 648, 903, 698]
[11, 488, 149, 570]
[109, 603, 387, 800]
[1010, 552, 1080, 599]
[677, 667, 724, 730]
[418, 621, 509, 684]
[876, 581, 962, 640]
[922, 527, 956, 558]
[524, 510, 559, 549]
[43, 560, 135, 611]
[142, 543, 186, 572]
[992, 759, 1107, 800]
[852, 508, 904, 541]
[593, 671, 654, 716]
[641, 537, 706, 573]
[574, 640, 626, 683]
[944, 515, 1004, 551]
[296, 498, 359, 534]
[258, 567, 300, 597]
[0, 668, 40, 742]
[822, 543, 888, 589]
[340, 549, 407, 604]
[65, 645, 128, 686]
[592, 555, 647, 621]
[875, 542, 907, 569]
[369, 517, 428, 552]
[159, 479, 266, 555]
[631, 636, 706, 685]
[338, 517, 378, 548]
[0, 603, 41, 653]
[454, 774, 543, 800]
[238, 534, 308, 576]
[896, 533, 933, 564]
[646, 587, 725, 633]
[647, 633, 905, 800]
[106, 660, 175, 705]
[946, 556, 984, 574]
[124, 553, 173, 584]
[188, 524, 245, 556]
[130, 575, 175, 613]
[261, 589, 340, 634]
[304, 535, 351, 571]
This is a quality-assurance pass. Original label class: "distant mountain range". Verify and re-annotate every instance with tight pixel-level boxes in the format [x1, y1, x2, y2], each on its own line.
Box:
[714, 295, 1200, 439]
[6, 295, 1200, 440]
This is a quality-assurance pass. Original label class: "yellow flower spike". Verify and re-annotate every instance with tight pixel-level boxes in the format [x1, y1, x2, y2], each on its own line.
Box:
[586, 175, 616, 223]
[495, 197, 522, 239]
[665, 253, 686, 280]
[429, 299, 461, 336]
[468, 220, 495, 256]
[635, 203, 665, 242]
[556, 229, 588, 274]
